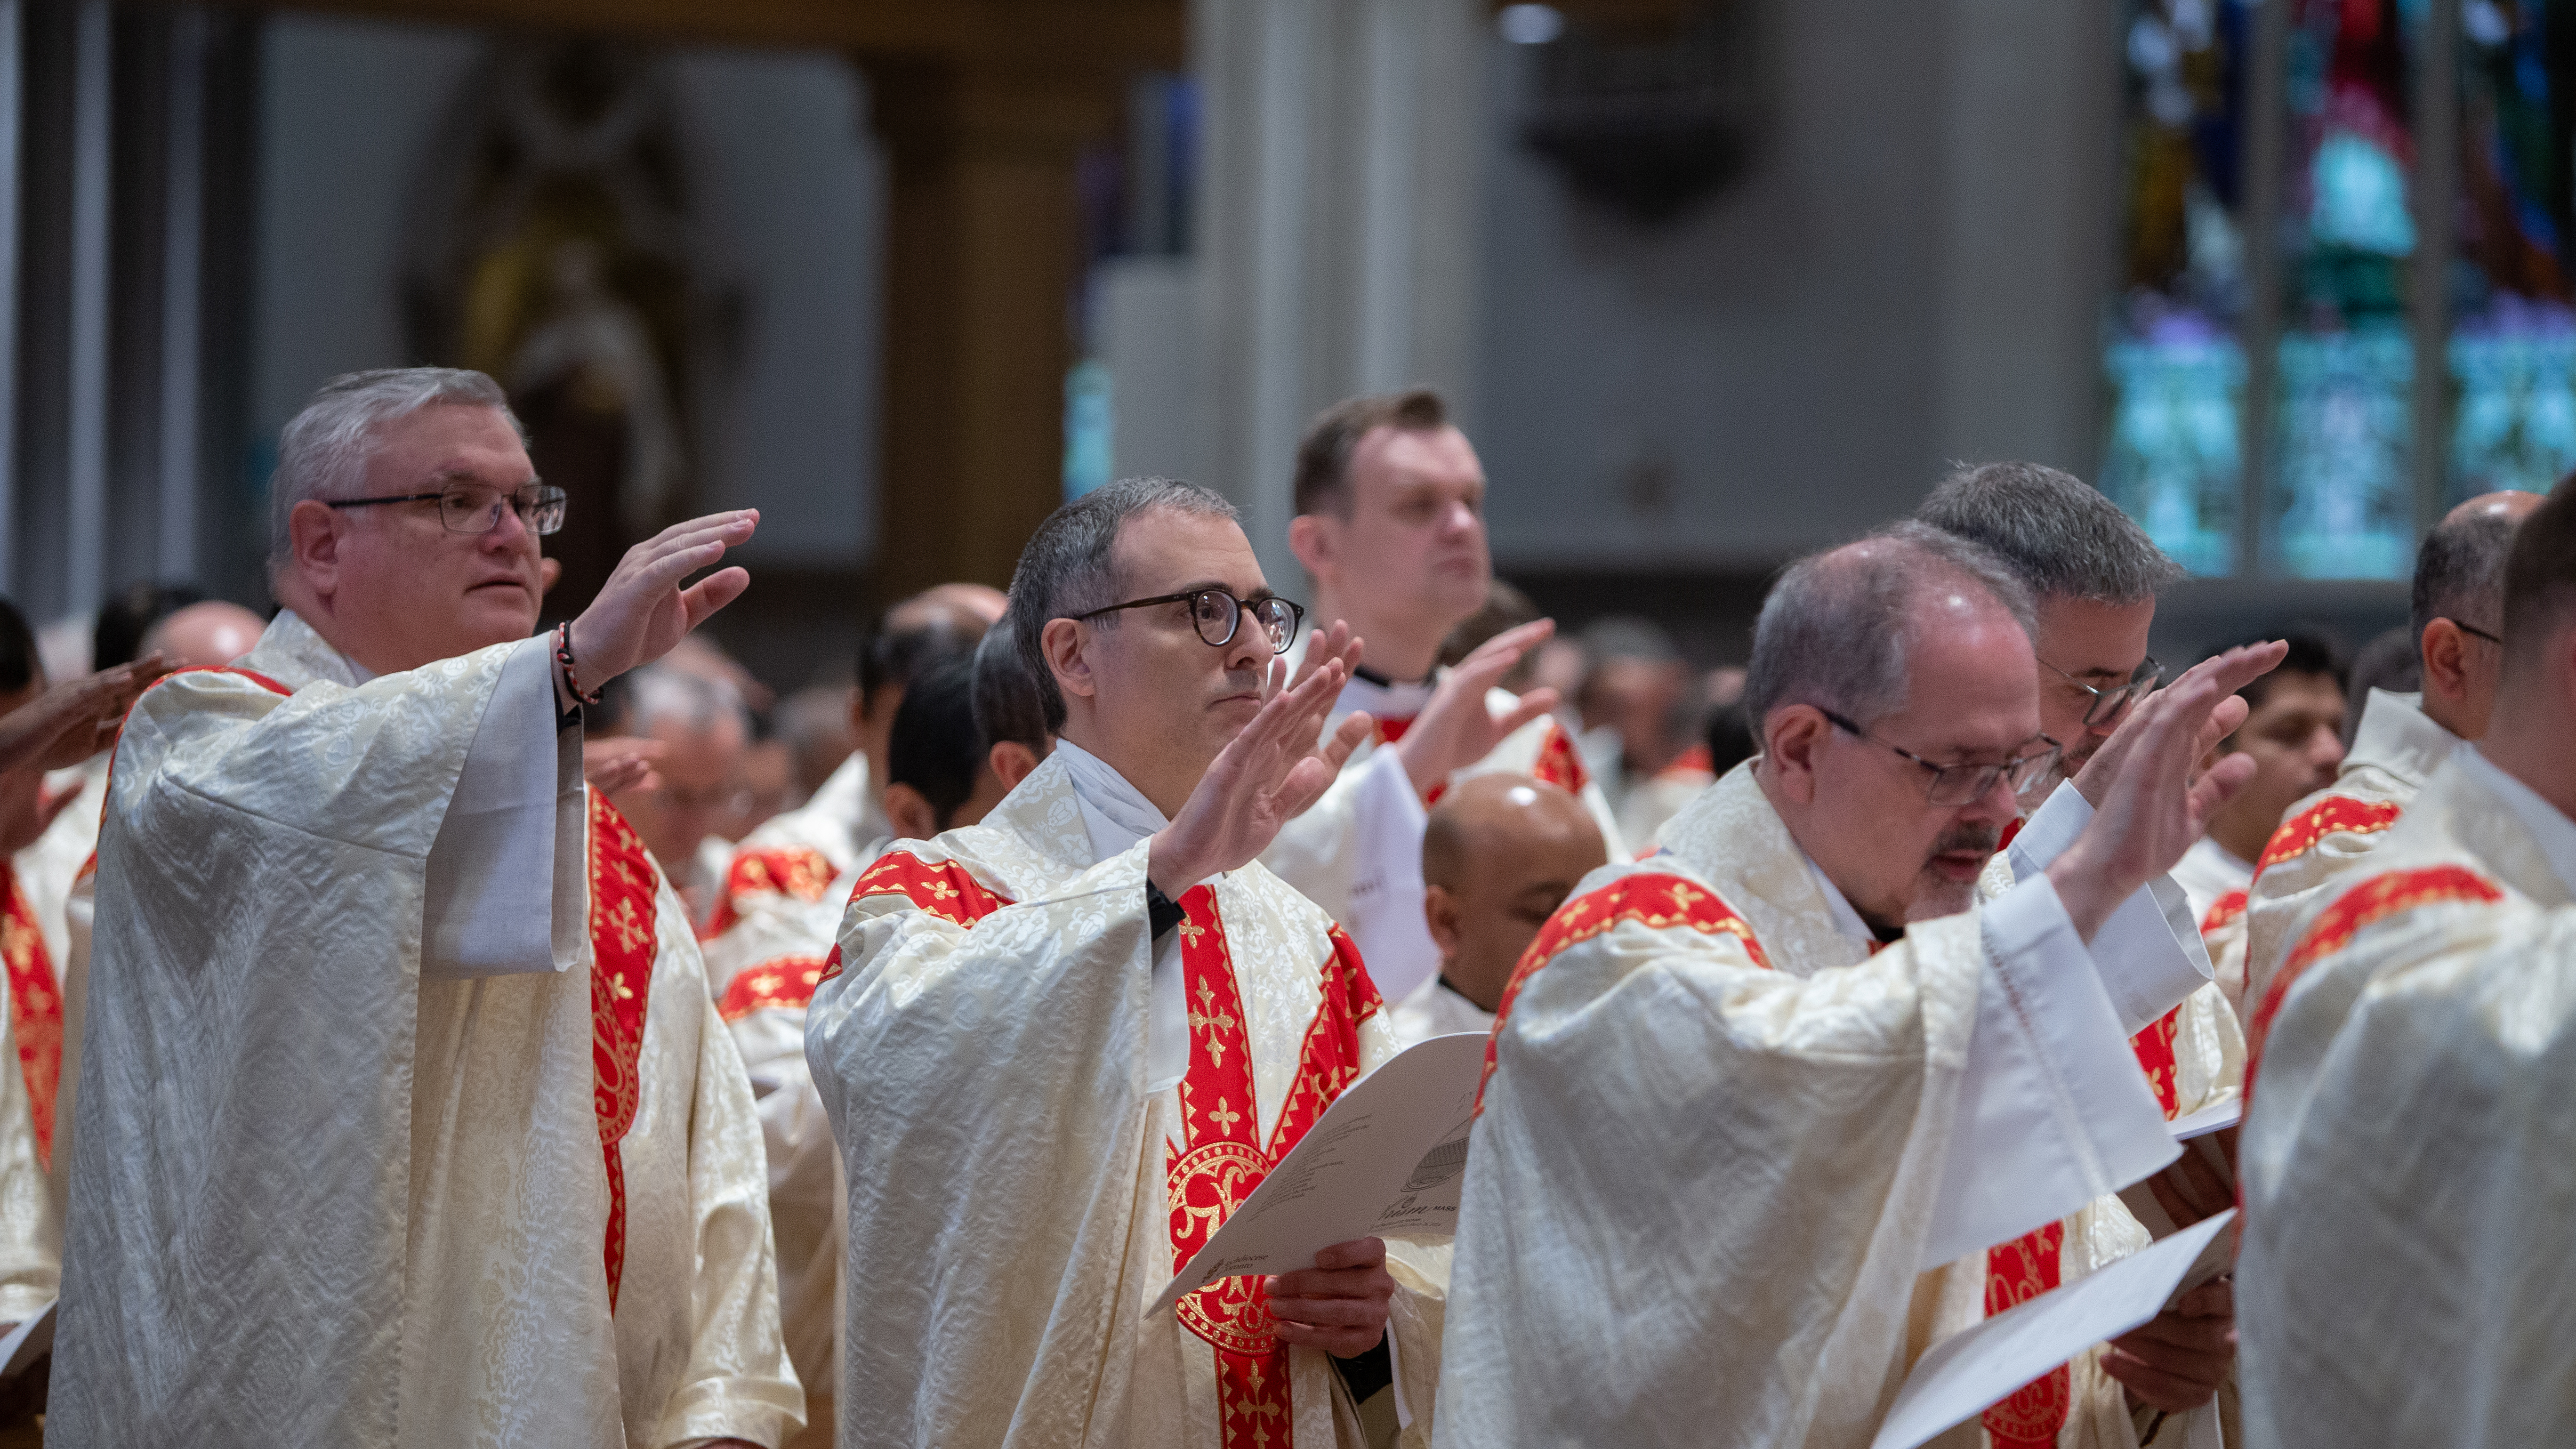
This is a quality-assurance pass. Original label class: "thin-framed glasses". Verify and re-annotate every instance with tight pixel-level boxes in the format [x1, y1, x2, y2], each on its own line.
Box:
[327, 483, 568, 537]
[2443, 618, 2504, 647]
[1068, 588, 1305, 654]
[1819, 708, 2064, 806]
[2042, 655, 2163, 728]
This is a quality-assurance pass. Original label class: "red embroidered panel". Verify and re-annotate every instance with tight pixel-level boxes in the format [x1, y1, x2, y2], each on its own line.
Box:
[1163, 893, 1380, 1445]
[2248, 865, 2504, 1084]
[586, 792, 660, 1312]
[1479, 872, 1767, 1111]
[0, 868, 63, 1170]
[2199, 889, 2249, 937]
[700, 845, 836, 940]
[1372, 715, 1415, 745]
[2254, 796, 2403, 878]
[717, 955, 831, 1022]
[1530, 717, 1591, 795]
[2130, 1006, 2184, 1120]
[1981, 1222, 2070, 1447]
[816, 851, 1015, 985]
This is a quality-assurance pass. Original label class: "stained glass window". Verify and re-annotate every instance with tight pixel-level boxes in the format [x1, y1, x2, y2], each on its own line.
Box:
[2269, 0, 2419, 580]
[2448, 0, 2576, 498]
[2104, 0, 2254, 577]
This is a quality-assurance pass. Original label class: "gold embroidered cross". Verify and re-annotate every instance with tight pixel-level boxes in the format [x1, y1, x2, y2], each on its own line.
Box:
[925, 878, 958, 901]
[1189, 978, 1238, 1066]
[1176, 918, 1205, 945]
[1208, 1096, 1242, 1134]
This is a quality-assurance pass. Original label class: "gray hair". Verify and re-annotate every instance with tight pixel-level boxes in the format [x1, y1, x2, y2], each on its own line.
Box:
[268, 368, 526, 564]
[970, 624, 1052, 754]
[1005, 476, 1240, 732]
[1916, 461, 2182, 605]
[2411, 503, 2522, 642]
[1744, 521, 2037, 731]
[626, 663, 750, 737]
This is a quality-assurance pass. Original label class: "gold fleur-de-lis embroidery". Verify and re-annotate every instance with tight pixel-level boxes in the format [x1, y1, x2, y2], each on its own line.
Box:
[1667, 882, 1706, 910]
[1176, 918, 1206, 945]
[1208, 1096, 1243, 1135]
[1189, 979, 1240, 1066]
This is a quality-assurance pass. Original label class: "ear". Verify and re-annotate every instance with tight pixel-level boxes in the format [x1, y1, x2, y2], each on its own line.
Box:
[288, 499, 345, 599]
[539, 557, 563, 597]
[882, 782, 939, 843]
[1041, 617, 1097, 704]
[1287, 512, 1335, 582]
[1762, 706, 1827, 806]
[987, 740, 1043, 792]
[2420, 619, 2471, 706]
[1423, 883, 1465, 960]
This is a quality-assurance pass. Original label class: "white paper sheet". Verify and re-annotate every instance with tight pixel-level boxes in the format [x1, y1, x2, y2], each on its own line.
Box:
[1150, 1032, 1486, 1320]
[2167, 1098, 2241, 1140]
[0, 1300, 54, 1378]
[1870, 1210, 2237, 1449]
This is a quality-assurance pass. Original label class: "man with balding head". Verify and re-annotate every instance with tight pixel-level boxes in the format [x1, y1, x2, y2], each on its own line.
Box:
[139, 600, 266, 669]
[2232, 488, 2544, 1021]
[1389, 775, 1605, 1046]
[1440, 523, 2277, 1449]
[2238, 475, 2576, 1448]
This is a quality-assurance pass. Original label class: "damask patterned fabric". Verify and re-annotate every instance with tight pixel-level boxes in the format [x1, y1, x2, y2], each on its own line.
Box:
[2238, 752, 2576, 1447]
[51, 612, 793, 1448]
[1261, 636, 1627, 1009]
[809, 746, 1433, 1449]
[2238, 689, 2463, 1019]
[0, 752, 108, 1308]
[1437, 763, 2181, 1449]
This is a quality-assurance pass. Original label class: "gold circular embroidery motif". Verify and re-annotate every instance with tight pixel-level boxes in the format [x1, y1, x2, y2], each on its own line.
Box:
[1169, 1139, 1277, 1355]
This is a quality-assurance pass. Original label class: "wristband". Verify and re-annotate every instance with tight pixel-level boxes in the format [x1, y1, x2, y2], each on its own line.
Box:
[1146, 881, 1185, 941]
[554, 621, 604, 708]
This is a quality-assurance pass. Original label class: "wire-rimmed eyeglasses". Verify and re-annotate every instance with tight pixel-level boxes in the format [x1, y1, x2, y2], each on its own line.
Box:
[2043, 655, 2162, 728]
[1819, 708, 2064, 806]
[1067, 588, 1305, 653]
[326, 483, 568, 537]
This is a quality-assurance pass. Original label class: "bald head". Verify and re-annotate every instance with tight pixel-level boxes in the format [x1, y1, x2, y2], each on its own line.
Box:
[2483, 476, 2576, 817]
[891, 582, 1007, 634]
[2414, 488, 2544, 738]
[1421, 775, 1609, 1013]
[141, 601, 267, 669]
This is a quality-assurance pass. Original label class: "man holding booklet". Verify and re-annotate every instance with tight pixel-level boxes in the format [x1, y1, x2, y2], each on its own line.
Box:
[1439, 523, 2272, 1449]
[808, 478, 1437, 1448]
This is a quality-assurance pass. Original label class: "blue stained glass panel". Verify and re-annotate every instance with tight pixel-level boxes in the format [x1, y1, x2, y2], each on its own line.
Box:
[2272, 327, 2414, 578]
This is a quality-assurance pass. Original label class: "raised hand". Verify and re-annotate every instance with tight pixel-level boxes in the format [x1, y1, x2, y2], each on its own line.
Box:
[1147, 654, 1371, 894]
[564, 510, 757, 696]
[2071, 641, 2286, 806]
[1391, 619, 1562, 797]
[1265, 1236, 1396, 1358]
[0, 654, 175, 778]
[2046, 642, 2284, 941]
[1288, 618, 1360, 693]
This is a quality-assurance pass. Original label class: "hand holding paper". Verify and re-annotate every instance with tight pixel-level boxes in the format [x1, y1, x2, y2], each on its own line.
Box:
[1264, 1236, 1396, 1356]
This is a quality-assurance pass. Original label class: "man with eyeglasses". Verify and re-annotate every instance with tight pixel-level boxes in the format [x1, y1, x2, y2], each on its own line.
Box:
[2235, 488, 2544, 1025]
[1267, 389, 1624, 1012]
[1916, 461, 2262, 1449]
[54, 369, 802, 1448]
[1440, 523, 2282, 1449]
[810, 477, 1445, 1449]
[609, 661, 757, 924]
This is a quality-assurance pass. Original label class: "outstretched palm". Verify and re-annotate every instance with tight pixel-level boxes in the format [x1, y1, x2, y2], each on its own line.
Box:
[1392, 619, 1562, 796]
[565, 510, 759, 694]
[1149, 655, 1373, 893]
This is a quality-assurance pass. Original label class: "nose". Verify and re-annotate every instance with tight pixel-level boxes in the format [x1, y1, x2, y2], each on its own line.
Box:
[1222, 612, 1270, 678]
[1964, 771, 2022, 829]
[480, 497, 535, 550]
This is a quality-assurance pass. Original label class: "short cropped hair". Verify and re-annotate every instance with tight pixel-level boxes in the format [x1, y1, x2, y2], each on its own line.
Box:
[2412, 501, 2525, 642]
[1744, 521, 2037, 731]
[2205, 630, 2346, 713]
[970, 624, 1051, 756]
[857, 599, 987, 706]
[1005, 476, 1240, 733]
[269, 368, 524, 565]
[1292, 388, 1449, 518]
[887, 657, 986, 830]
[2502, 475, 2576, 673]
[625, 663, 750, 737]
[1917, 461, 2183, 605]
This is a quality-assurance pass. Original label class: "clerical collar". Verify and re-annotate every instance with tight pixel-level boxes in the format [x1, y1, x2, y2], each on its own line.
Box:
[1050, 739, 1172, 865]
[1351, 662, 1430, 690]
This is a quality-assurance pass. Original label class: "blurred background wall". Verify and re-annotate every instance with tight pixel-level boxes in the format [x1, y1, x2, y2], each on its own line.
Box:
[3, 0, 2558, 690]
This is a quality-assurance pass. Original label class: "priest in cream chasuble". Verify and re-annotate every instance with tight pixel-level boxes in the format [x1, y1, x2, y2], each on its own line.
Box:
[1437, 529, 2264, 1449]
[811, 479, 1430, 1449]
[51, 369, 790, 1446]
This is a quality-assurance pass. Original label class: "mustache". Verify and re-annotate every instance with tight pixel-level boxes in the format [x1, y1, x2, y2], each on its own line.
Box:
[1930, 823, 2002, 858]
